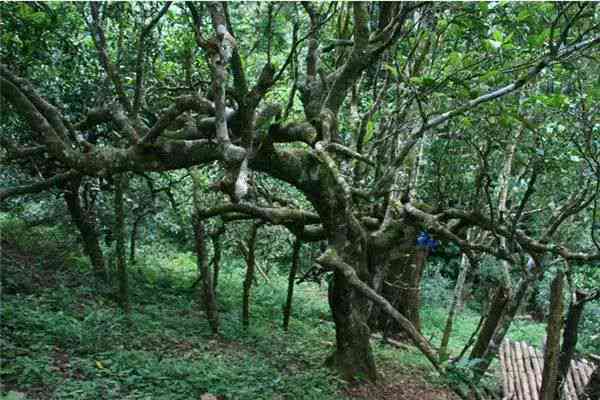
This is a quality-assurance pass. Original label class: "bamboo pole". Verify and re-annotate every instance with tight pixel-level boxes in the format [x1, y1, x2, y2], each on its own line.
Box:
[501, 341, 516, 398]
[529, 345, 544, 395]
[521, 342, 539, 400]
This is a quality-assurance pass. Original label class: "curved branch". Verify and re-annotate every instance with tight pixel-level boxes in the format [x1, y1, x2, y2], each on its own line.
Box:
[316, 248, 440, 370]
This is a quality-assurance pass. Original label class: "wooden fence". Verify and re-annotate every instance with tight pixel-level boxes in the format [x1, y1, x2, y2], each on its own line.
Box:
[499, 340, 596, 400]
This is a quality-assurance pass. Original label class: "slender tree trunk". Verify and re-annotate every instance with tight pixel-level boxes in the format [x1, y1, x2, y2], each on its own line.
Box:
[242, 223, 259, 329]
[473, 276, 535, 381]
[190, 168, 219, 334]
[211, 231, 222, 292]
[540, 271, 565, 400]
[193, 214, 219, 334]
[64, 179, 106, 281]
[283, 238, 301, 331]
[470, 285, 510, 361]
[129, 213, 145, 266]
[555, 292, 586, 400]
[497, 131, 522, 290]
[440, 248, 472, 361]
[114, 173, 129, 313]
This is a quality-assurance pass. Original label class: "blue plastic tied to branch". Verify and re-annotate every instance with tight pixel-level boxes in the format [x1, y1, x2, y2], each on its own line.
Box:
[416, 231, 439, 251]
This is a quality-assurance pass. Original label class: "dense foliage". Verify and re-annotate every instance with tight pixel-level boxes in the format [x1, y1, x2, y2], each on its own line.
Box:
[1, 2, 599, 399]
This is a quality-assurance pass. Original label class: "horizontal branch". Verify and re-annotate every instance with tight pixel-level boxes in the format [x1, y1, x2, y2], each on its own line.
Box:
[434, 206, 600, 263]
[197, 202, 321, 226]
[0, 170, 80, 202]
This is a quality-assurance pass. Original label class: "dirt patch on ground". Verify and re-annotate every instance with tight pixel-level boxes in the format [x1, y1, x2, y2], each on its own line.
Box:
[343, 368, 458, 400]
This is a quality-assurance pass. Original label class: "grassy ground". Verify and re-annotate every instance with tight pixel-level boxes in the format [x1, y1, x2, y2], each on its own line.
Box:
[1, 223, 547, 400]
[2, 252, 343, 399]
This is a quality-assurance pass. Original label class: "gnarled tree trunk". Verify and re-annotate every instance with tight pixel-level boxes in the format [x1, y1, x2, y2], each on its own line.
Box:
[327, 266, 377, 382]
[322, 198, 377, 382]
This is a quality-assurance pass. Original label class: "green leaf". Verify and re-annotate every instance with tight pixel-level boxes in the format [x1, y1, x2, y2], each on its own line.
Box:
[383, 63, 397, 78]
[448, 51, 462, 67]
[492, 30, 503, 42]
[364, 120, 375, 144]
[517, 9, 530, 22]
[488, 39, 502, 50]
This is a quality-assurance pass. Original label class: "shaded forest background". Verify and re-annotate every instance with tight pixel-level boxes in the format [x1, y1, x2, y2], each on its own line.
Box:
[1, 2, 599, 400]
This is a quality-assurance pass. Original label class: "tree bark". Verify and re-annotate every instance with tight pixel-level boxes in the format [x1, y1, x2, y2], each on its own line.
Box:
[375, 227, 426, 336]
[211, 231, 222, 292]
[129, 212, 147, 266]
[471, 276, 535, 381]
[242, 223, 259, 329]
[470, 285, 510, 361]
[326, 267, 378, 382]
[283, 238, 301, 331]
[555, 292, 586, 400]
[191, 168, 219, 334]
[440, 248, 472, 361]
[321, 200, 378, 382]
[400, 248, 427, 333]
[63, 179, 106, 281]
[114, 173, 129, 313]
[540, 271, 565, 400]
[193, 214, 219, 335]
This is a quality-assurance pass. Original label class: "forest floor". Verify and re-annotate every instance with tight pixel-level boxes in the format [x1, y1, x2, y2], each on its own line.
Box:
[0, 224, 546, 400]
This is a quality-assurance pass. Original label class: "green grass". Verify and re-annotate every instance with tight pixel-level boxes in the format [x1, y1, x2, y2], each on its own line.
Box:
[1, 244, 343, 400]
[1, 225, 551, 400]
[420, 305, 546, 356]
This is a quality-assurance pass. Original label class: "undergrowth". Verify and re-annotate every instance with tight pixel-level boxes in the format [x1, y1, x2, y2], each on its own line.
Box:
[1, 218, 553, 400]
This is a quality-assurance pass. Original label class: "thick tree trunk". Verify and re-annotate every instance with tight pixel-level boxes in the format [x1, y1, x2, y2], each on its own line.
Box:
[64, 179, 106, 281]
[540, 271, 565, 400]
[366, 250, 390, 328]
[399, 248, 427, 333]
[193, 214, 219, 335]
[376, 228, 425, 336]
[283, 238, 301, 331]
[326, 267, 377, 382]
[114, 173, 129, 313]
[321, 197, 378, 381]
